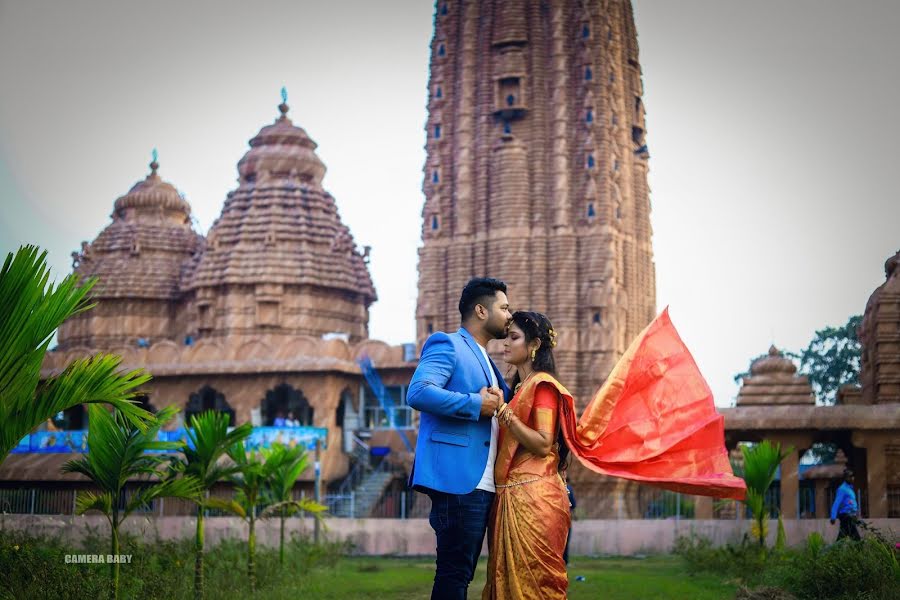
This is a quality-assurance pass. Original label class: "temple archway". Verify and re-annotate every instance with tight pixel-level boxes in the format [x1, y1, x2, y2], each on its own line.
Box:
[337, 388, 354, 428]
[186, 385, 234, 425]
[262, 383, 313, 426]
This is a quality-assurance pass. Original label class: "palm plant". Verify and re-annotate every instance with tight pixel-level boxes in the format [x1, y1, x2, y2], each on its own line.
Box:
[170, 410, 252, 600]
[0, 245, 153, 464]
[62, 404, 201, 599]
[263, 442, 325, 566]
[211, 441, 325, 592]
[740, 440, 793, 548]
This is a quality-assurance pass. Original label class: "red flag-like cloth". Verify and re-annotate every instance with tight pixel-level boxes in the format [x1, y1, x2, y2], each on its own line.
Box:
[559, 308, 746, 500]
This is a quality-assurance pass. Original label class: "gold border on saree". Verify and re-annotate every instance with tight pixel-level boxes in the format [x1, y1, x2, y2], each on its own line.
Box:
[495, 474, 554, 488]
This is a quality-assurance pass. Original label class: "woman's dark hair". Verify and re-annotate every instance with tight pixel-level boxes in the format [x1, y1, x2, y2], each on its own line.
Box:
[458, 277, 507, 321]
[509, 311, 569, 471]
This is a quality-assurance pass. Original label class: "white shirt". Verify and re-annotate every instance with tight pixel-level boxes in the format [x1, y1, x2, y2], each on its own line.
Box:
[474, 342, 500, 493]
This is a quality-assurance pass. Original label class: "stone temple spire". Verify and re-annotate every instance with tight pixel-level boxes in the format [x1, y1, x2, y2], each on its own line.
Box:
[417, 0, 656, 407]
[184, 93, 376, 343]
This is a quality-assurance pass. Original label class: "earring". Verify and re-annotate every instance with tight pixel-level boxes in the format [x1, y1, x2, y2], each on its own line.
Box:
[530, 348, 536, 361]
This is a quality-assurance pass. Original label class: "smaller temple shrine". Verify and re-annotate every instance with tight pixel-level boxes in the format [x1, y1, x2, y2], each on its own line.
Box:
[715, 250, 900, 519]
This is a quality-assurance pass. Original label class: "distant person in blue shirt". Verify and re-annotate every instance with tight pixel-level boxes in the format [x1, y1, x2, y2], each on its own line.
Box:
[273, 411, 287, 427]
[830, 469, 861, 541]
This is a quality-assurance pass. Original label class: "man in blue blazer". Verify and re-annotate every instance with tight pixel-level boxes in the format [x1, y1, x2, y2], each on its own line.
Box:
[408, 277, 513, 600]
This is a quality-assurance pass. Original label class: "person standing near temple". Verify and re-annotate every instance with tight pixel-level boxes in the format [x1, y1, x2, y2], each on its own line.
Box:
[830, 469, 861, 541]
[407, 277, 513, 600]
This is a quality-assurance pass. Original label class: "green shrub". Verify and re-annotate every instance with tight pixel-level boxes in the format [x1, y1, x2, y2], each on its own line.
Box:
[763, 534, 899, 600]
[675, 532, 900, 600]
[0, 528, 352, 599]
[0, 530, 110, 598]
[673, 534, 774, 584]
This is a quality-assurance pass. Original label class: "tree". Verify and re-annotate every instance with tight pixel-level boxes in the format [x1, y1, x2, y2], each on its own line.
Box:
[169, 410, 252, 600]
[0, 245, 153, 464]
[740, 440, 793, 548]
[210, 441, 272, 593]
[792, 315, 862, 405]
[210, 441, 325, 592]
[263, 443, 325, 566]
[62, 404, 201, 599]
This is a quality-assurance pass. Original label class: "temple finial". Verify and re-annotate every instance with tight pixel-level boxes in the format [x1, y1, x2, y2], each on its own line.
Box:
[150, 148, 159, 175]
[279, 86, 289, 117]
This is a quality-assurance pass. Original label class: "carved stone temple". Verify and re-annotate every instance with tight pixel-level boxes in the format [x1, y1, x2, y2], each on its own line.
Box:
[2, 1, 896, 526]
[2, 99, 418, 496]
[416, 0, 656, 407]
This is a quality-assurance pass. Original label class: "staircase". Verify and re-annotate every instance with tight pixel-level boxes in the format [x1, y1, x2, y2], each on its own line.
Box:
[330, 462, 399, 518]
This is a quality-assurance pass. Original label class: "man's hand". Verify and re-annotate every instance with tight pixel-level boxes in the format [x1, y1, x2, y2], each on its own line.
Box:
[830, 518, 836, 525]
[479, 386, 501, 417]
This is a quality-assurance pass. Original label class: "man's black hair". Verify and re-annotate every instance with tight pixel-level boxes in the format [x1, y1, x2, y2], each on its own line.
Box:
[458, 277, 507, 321]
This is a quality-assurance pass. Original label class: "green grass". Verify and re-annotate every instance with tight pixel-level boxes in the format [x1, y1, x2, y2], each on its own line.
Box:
[294, 555, 738, 600]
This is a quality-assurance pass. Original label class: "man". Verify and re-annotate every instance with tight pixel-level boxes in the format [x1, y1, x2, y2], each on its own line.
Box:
[407, 277, 513, 600]
[830, 468, 861, 541]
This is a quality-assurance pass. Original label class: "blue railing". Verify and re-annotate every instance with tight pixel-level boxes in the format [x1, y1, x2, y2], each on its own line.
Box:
[358, 355, 413, 451]
[12, 426, 328, 454]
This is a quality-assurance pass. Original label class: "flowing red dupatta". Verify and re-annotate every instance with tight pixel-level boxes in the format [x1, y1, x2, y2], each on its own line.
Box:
[558, 308, 746, 500]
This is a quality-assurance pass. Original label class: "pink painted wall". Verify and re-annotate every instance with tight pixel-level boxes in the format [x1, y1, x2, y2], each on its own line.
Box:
[1, 515, 896, 556]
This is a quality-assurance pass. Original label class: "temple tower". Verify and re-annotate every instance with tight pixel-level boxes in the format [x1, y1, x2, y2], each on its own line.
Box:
[184, 96, 376, 343]
[417, 0, 655, 404]
[58, 155, 203, 349]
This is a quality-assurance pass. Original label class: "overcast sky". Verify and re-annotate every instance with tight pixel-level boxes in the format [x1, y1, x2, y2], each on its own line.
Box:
[1, 1, 897, 407]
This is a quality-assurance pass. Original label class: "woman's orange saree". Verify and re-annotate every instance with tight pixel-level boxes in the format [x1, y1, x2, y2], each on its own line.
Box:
[483, 308, 746, 599]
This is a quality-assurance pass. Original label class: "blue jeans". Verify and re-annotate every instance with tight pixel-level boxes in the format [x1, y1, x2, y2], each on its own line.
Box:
[428, 488, 494, 600]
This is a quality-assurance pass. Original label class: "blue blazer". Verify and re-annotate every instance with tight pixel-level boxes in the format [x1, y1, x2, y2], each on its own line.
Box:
[407, 328, 511, 494]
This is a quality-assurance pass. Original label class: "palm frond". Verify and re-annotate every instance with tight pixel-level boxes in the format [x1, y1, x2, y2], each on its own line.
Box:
[741, 440, 793, 497]
[259, 498, 326, 519]
[205, 497, 246, 519]
[181, 411, 251, 489]
[74, 490, 113, 518]
[124, 476, 202, 519]
[0, 246, 157, 464]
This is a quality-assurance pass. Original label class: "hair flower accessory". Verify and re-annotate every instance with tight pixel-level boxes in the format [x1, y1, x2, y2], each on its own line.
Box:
[548, 328, 557, 348]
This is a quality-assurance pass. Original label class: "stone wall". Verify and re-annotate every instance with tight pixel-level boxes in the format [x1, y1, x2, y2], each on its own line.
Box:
[3, 515, 897, 556]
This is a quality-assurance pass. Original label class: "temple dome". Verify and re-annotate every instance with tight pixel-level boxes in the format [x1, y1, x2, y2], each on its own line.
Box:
[57, 157, 203, 349]
[184, 96, 376, 342]
[236, 101, 326, 186]
[749, 345, 798, 377]
[112, 157, 192, 222]
[70, 157, 202, 300]
[736, 345, 815, 406]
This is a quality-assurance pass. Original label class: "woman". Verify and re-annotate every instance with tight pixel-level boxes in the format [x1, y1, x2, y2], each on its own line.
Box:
[482, 311, 571, 599]
[483, 310, 745, 599]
